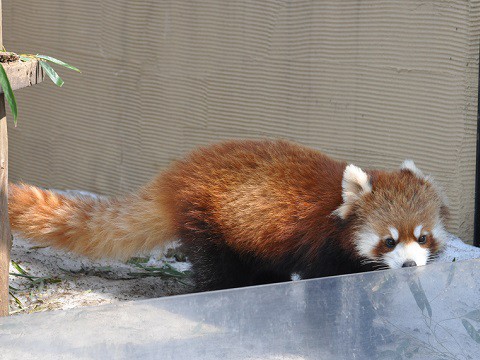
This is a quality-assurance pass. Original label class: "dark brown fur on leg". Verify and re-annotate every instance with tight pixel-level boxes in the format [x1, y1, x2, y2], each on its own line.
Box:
[182, 240, 291, 292]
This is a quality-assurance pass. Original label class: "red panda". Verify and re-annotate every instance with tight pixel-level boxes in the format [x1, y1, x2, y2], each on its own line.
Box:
[8, 140, 449, 291]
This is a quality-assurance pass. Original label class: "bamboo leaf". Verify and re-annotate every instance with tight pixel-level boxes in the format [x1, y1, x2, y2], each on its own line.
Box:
[417, 280, 432, 318]
[9, 272, 38, 280]
[9, 291, 23, 308]
[408, 279, 432, 318]
[446, 263, 455, 287]
[462, 319, 480, 343]
[408, 280, 425, 312]
[10, 260, 27, 275]
[39, 61, 64, 87]
[127, 262, 190, 280]
[29, 245, 49, 250]
[0, 63, 18, 125]
[127, 257, 150, 265]
[36, 54, 81, 72]
[19, 55, 36, 62]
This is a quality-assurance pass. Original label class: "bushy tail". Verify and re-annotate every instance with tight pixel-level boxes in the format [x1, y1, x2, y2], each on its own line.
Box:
[8, 184, 177, 260]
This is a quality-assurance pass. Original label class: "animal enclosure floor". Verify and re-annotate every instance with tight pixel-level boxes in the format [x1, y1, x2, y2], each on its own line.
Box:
[8, 237, 193, 315]
[9, 233, 480, 316]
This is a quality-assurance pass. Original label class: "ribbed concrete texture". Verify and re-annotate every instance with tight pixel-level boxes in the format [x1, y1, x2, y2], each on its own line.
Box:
[3, 1, 479, 241]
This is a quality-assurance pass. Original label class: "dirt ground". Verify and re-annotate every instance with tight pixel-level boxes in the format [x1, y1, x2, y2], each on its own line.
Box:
[8, 237, 193, 315]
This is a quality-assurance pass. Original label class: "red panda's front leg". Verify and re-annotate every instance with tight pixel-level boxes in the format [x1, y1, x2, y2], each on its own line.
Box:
[182, 236, 291, 292]
[183, 239, 253, 292]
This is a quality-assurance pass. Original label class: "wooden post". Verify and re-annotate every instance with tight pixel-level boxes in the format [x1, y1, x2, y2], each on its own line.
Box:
[0, 1, 43, 316]
[0, 0, 10, 317]
[0, 96, 9, 317]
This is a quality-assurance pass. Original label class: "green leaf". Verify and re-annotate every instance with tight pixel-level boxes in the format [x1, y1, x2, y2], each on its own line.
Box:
[11, 260, 27, 275]
[127, 262, 190, 280]
[9, 272, 38, 280]
[462, 319, 480, 343]
[39, 61, 64, 87]
[28, 245, 49, 250]
[19, 56, 31, 62]
[36, 54, 81, 72]
[9, 291, 23, 308]
[127, 257, 150, 265]
[0, 63, 18, 125]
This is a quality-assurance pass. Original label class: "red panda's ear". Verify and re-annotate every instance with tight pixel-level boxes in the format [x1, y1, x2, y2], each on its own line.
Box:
[401, 159, 450, 212]
[333, 164, 372, 219]
[400, 159, 425, 178]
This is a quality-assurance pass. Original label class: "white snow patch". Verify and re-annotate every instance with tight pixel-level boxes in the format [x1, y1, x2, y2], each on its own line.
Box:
[435, 232, 480, 263]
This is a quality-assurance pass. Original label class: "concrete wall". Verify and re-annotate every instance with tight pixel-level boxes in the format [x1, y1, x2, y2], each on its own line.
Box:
[3, 1, 479, 241]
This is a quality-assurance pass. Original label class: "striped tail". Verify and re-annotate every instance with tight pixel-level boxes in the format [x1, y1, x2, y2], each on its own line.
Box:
[8, 184, 177, 259]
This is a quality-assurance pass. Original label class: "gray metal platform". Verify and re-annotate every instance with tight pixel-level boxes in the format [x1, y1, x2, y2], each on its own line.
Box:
[1, 259, 479, 359]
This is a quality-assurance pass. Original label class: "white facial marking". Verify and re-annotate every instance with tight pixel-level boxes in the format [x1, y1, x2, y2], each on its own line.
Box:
[432, 220, 448, 250]
[356, 229, 380, 259]
[389, 227, 399, 241]
[383, 242, 430, 269]
[414, 225, 423, 239]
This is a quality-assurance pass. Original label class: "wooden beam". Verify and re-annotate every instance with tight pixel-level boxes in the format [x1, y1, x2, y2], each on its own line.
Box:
[0, 60, 44, 93]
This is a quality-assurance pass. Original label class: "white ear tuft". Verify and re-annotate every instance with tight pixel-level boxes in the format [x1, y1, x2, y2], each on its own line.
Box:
[342, 164, 372, 201]
[400, 159, 425, 178]
[333, 164, 372, 219]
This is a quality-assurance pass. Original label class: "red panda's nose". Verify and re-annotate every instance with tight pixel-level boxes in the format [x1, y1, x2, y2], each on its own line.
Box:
[402, 260, 417, 267]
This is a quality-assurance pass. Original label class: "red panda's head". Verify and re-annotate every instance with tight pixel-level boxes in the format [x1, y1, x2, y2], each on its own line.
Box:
[333, 160, 449, 270]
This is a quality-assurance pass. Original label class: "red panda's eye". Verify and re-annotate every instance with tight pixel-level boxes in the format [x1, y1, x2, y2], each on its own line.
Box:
[385, 238, 396, 248]
[418, 235, 427, 244]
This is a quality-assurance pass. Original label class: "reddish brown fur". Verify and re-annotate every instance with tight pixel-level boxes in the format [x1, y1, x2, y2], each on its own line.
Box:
[8, 139, 448, 290]
[355, 170, 447, 260]
[9, 183, 176, 259]
[155, 140, 350, 262]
